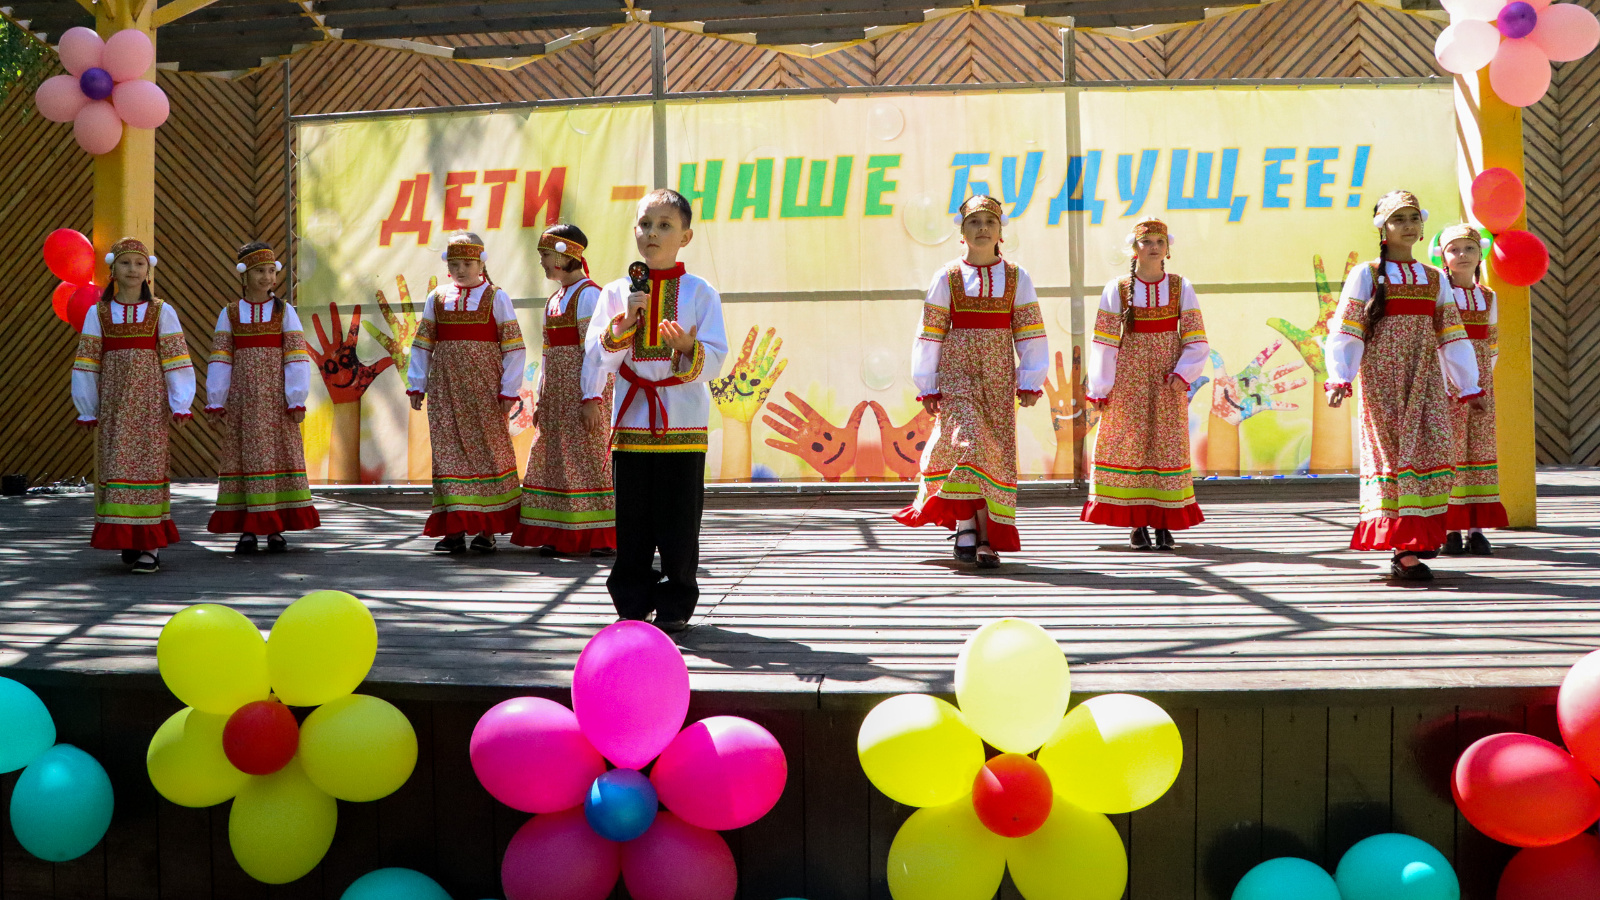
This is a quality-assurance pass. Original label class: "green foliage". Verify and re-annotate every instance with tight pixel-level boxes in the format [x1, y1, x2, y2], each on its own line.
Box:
[0, 18, 52, 104]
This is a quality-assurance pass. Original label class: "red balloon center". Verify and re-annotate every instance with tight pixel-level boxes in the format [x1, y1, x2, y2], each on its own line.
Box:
[222, 699, 300, 775]
[972, 753, 1052, 838]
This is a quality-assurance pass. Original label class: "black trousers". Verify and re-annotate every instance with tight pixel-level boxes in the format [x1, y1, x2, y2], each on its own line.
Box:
[607, 451, 705, 622]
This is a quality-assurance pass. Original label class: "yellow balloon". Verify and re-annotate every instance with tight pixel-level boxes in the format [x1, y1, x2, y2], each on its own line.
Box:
[228, 758, 337, 884]
[157, 604, 270, 715]
[298, 694, 417, 802]
[266, 591, 376, 707]
[887, 800, 1007, 900]
[858, 694, 985, 807]
[1006, 799, 1127, 900]
[147, 707, 250, 808]
[955, 619, 1070, 754]
[1038, 693, 1182, 814]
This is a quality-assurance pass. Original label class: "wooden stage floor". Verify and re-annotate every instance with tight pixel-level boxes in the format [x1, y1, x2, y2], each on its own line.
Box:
[4, 471, 1600, 702]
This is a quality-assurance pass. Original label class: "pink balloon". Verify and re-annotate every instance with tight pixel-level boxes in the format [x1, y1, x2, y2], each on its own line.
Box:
[1453, 733, 1600, 847]
[1558, 649, 1600, 781]
[1490, 39, 1553, 107]
[35, 75, 89, 124]
[111, 80, 169, 130]
[470, 697, 606, 814]
[572, 621, 689, 770]
[502, 807, 621, 900]
[1528, 3, 1600, 62]
[620, 812, 736, 900]
[57, 27, 104, 77]
[102, 29, 155, 83]
[651, 716, 787, 831]
[73, 101, 122, 156]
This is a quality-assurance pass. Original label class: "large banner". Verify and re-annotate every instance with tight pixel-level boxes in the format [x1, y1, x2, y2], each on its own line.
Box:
[296, 84, 1456, 483]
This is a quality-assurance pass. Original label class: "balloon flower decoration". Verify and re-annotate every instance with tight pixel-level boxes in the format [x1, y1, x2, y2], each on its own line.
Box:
[35, 26, 170, 155]
[0, 677, 114, 863]
[1433, 0, 1599, 107]
[42, 228, 101, 331]
[1456, 167, 1549, 287]
[857, 619, 1182, 900]
[147, 591, 418, 884]
[470, 621, 787, 900]
[1452, 648, 1600, 898]
[1233, 833, 1459, 900]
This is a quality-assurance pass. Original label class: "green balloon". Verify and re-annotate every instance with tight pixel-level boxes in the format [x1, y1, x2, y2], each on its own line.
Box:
[8, 744, 114, 862]
[0, 677, 54, 773]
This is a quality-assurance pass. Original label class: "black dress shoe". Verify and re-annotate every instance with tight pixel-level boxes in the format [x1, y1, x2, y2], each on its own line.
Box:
[1468, 532, 1493, 556]
[470, 534, 497, 553]
[266, 533, 288, 554]
[590, 547, 616, 558]
[131, 551, 160, 574]
[1154, 528, 1175, 551]
[1391, 555, 1434, 581]
[121, 549, 140, 564]
[1129, 527, 1153, 550]
[235, 533, 258, 553]
[1442, 532, 1466, 556]
[655, 617, 690, 634]
[952, 528, 978, 562]
[433, 534, 467, 553]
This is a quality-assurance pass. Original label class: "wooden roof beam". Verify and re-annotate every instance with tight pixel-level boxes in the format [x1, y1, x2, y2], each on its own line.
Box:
[752, 24, 866, 42]
[323, 0, 617, 26]
[451, 39, 542, 56]
[153, 0, 225, 27]
[700, 7, 920, 32]
[339, 8, 622, 37]
[645, 0, 934, 18]
[1023, 0, 1217, 16]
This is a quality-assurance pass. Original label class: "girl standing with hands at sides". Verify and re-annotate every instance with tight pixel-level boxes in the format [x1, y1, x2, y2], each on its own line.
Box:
[1325, 191, 1485, 581]
[1080, 218, 1207, 551]
[70, 238, 195, 573]
[204, 243, 320, 553]
[407, 232, 525, 554]
[1438, 223, 1508, 555]
[510, 224, 617, 557]
[893, 195, 1048, 569]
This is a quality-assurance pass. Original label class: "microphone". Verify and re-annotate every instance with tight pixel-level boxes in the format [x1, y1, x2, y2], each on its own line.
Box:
[627, 261, 649, 294]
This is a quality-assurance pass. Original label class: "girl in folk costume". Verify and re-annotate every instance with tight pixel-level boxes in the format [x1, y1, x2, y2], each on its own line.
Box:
[204, 243, 320, 553]
[407, 231, 525, 553]
[1438, 223, 1508, 555]
[511, 225, 617, 557]
[1325, 192, 1486, 581]
[894, 195, 1048, 569]
[1081, 218, 1208, 550]
[70, 238, 195, 574]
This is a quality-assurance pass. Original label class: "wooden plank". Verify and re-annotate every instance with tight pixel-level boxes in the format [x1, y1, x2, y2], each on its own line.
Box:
[1453, 705, 1523, 900]
[730, 708, 807, 900]
[1130, 707, 1197, 900]
[1390, 704, 1457, 865]
[430, 700, 499, 900]
[1261, 706, 1327, 866]
[101, 689, 162, 900]
[803, 708, 871, 900]
[1326, 706, 1393, 863]
[1195, 707, 1263, 900]
[375, 699, 437, 873]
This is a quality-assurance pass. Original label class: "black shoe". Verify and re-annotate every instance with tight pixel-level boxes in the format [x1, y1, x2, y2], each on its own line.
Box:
[1129, 527, 1152, 550]
[1390, 555, 1433, 581]
[132, 551, 160, 574]
[952, 528, 978, 563]
[1468, 532, 1493, 556]
[1442, 532, 1466, 556]
[975, 542, 1000, 569]
[235, 533, 258, 553]
[433, 534, 467, 553]
[121, 549, 140, 564]
[266, 533, 287, 554]
[590, 547, 616, 558]
[470, 534, 497, 553]
[655, 617, 690, 634]
[1154, 528, 1175, 551]
[1414, 548, 1439, 560]
[538, 545, 561, 557]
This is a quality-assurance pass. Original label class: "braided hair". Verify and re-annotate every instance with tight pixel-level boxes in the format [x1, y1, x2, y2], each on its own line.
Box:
[1365, 231, 1390, 327]
[1123, 254, 1139, 332]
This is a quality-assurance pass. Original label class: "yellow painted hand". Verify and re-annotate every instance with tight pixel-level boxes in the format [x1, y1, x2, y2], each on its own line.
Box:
[1265, 252, 1358, 379]
[711, 326, 788, 423]
[362, 274, 431, 372]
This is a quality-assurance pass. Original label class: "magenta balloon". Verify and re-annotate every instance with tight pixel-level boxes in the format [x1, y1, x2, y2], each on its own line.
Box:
[1558, 649, 1600, 781]
[57, 27, 104, 77]
[72, 102, 122, 156]
[471, 697, 606, 814]
[501, 807, 621, 900]
[651, 716, 787, 831]
[571, 621, 689, 769]
[1528, 3, 1600, 62]
[620, 812, 736, 900]
[102, 29, 156, 82]
[112, 80, 169, 130]
[1453, 733, 1600, 847]
[1489, 39, 1552, 107]
[1498, 1, 1539, 39]
[35, 75, 89, 124]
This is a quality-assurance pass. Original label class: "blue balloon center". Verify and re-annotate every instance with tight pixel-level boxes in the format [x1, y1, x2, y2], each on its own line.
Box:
[583, 768, 658, 843]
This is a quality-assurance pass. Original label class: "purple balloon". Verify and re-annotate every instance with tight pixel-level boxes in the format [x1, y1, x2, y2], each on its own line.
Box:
[78, 68, 114, 101]
[1498, 1, 1538, 39]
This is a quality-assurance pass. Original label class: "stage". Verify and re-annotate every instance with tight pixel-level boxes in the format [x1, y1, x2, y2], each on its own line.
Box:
[2, 472, 1598, 900]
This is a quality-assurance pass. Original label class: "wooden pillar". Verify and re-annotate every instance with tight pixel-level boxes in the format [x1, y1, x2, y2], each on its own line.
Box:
[1454, 70, 1536, 527]
[91, 0, 156, 286]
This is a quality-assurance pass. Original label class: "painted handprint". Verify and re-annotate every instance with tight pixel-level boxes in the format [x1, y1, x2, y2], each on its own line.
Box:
[362, 274, 431, 372]
[1266, 252, 1358, 378]
[510, 358, 541, 434]
[1042, 347, 1103, 478]
[867, 401, 936, 481]
[1207, 340, 1306, 427]
[711, 326, 787, 422]
[308, 303, 394, 404]
[763, 393, 869, 482]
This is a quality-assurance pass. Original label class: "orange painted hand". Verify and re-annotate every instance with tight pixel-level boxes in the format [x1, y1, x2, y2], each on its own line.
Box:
[867, 401, 935, 481]
[1043, 347, 1099, 437]
[308, 303, 394, 405]
[711, 326, 787, 423]
[361, 274, 430, 372]
[763, 393, 869, 482]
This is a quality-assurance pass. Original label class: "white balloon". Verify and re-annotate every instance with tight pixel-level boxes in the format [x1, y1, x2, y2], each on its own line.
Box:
[1435, 19, 1502, 74]
[1442, 0, 1503, 23]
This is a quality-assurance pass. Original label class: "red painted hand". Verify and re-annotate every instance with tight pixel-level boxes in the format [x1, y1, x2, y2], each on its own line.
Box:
[763, 393, 869, 482]
[308, 303, 394, 405]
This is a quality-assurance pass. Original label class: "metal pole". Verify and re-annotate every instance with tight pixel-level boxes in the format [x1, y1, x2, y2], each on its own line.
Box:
[651, 26, 668, 190]
[283, 57, 295, 303]
[1062, 22, 1086, 486]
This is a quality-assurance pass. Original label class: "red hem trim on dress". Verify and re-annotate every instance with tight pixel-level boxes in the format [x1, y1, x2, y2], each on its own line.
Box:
[423, 507, 519, 537]
[1079, 500, 1204, 530]
[1456, 390, 1485, 403]
[1445, 503, 1509, 531]
[91, 520, 179, 551]
[77, 418, 97, 427]
[207, 505, 321, 535]
[1350, 515, 1447, 552]
[510, 524, 617, 554]
[892, 496, 1020, 552]
[173, 412, 193, 421]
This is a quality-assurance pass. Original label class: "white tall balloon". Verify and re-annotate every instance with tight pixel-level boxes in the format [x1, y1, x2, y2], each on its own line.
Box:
[1435, 19, 1503, 74]
[1442, 0, 1504, 22]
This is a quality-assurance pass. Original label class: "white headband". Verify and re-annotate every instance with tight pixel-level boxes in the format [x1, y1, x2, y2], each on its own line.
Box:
[235, 261, 284, 273]
[106, 253, 158, 267]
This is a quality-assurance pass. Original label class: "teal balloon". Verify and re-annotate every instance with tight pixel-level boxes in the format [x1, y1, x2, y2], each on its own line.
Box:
[340, 868, 452, 900]
[1233, 858, 1340, 900]
[8, 744, 114, 862]
[1336, 833, 1459, 900]
[0, 677, 55, 773]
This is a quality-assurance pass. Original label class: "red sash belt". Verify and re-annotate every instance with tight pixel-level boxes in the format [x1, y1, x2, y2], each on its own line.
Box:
[950, 310, 1011, 330]
[436, 321, 498, 342]
[1386, 298, 1436, 316]
[617, 363, 688, 437]
[103, 334, 158, 352]
[545, 326, 581, 347]
[233, 333, 283, 349]
[1131, 316, 1178, 333]
[1464, 323, 1490, 340]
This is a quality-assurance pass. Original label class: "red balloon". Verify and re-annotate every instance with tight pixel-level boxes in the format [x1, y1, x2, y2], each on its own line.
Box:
[620, 811, 736, 900]
[1558, 649, 1600, 781]
[503, 808, 621, 900]
[971, 752, 1053, 838]
[1471, 167, 1527, 233]
[42, 229, 94, 285]
[1490, 229, 1550, 287]
[51, 282, 76, 323]
[1498, 833, 1600, 900]
[222, 699, 299, 775]
[67, 284, 99, 332]
[1453, 733, 1600, 847]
